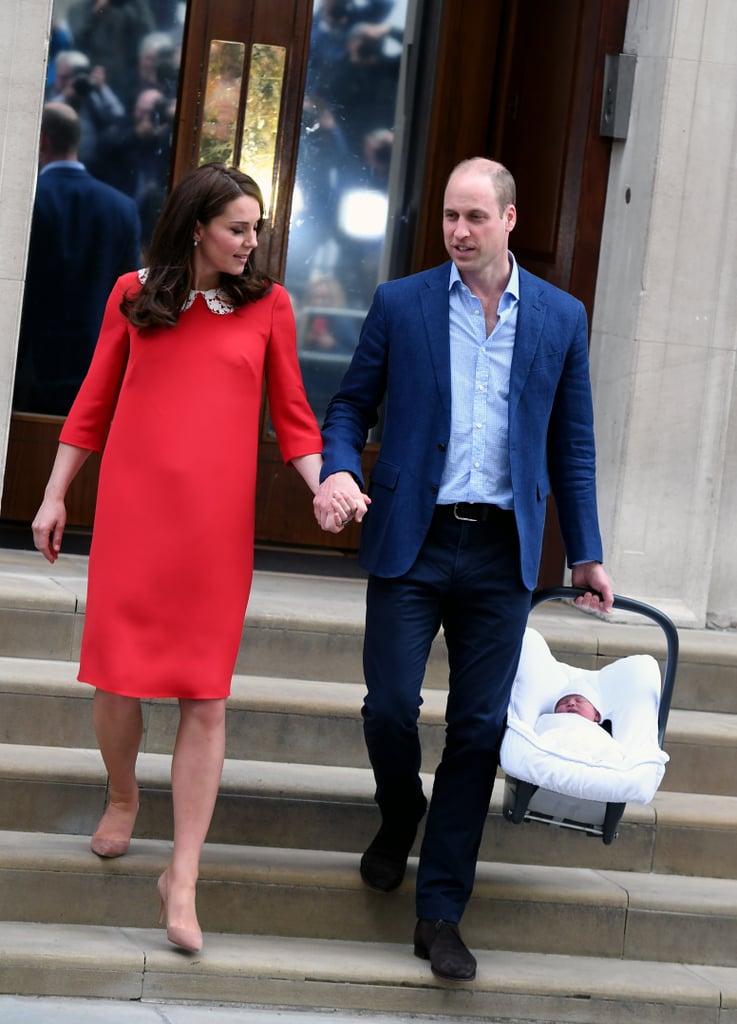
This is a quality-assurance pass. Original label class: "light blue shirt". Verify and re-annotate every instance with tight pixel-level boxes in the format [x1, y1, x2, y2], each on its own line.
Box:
[437, 254, 519, 509]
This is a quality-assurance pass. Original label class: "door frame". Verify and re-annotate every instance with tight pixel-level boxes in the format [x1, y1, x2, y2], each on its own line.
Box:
[2, 0, 630, 588]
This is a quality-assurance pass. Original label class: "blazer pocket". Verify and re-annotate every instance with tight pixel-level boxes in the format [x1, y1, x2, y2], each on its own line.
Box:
[369, 460, 400, 491]
[528, 348, 566, 376]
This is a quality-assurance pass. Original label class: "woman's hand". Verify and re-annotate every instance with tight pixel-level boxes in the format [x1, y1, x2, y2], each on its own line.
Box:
[30, 442, 92, 563]
[313, 471, 371, 533]
[32, 495, 67, 564]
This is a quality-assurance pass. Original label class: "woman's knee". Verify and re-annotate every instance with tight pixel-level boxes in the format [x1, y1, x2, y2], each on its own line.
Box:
[179, 697, 226, 730]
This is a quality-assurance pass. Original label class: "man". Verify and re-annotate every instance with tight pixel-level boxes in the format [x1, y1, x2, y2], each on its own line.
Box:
[66, 0, 156, 107]
[47, 50, 126, 181]
[313, 158, 613, 982]
[14, 102, 140, 416]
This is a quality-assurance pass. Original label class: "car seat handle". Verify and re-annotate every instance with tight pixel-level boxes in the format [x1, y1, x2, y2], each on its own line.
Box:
[530, 586, 679, 746]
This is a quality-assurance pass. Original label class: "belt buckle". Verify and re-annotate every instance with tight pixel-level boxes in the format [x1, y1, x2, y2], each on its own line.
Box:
[453, 502, 478, 522]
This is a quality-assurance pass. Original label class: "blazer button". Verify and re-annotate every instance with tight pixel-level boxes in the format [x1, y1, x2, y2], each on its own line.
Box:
[438, 443, 446, 452]
[430, 485, 439, 494]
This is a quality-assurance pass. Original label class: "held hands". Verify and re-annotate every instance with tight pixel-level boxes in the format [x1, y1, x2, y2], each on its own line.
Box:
[570, 561, 614, 614]
[313, 471, 371, 534]
[31, 495, 67, 564]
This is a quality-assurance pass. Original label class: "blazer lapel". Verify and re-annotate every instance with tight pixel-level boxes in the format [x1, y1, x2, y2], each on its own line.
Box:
[419, 263, 452, 413]
[509, 268, 547, 419]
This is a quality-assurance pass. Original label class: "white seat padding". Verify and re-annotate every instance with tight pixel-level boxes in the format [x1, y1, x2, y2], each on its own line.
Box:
[499, 627, 669, 804]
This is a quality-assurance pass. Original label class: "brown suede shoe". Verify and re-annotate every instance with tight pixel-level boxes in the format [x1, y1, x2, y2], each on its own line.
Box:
[413, 918, 477, 981]
[359, 821, 418, 892]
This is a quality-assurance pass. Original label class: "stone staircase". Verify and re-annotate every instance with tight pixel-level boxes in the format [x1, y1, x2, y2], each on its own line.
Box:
[1, 547, 737, 1021]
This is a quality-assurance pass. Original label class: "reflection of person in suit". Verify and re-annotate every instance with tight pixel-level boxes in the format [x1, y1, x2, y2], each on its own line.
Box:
[313, 158, 614, 982]
[14, 102, 141, 416]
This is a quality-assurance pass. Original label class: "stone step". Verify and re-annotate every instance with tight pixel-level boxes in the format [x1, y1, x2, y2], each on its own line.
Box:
[3, 921, 735, 1023]
[0, 656, 735, 795]
[1, 744, 736, 879]
[1, 548, 737, 712]
[1, 830, 736, 969]
[0, 657, 441, 766]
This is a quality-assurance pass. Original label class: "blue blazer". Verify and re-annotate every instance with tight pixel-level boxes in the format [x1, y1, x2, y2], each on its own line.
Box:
[321, 261, 604, 590]
[17, 164, 140, 412]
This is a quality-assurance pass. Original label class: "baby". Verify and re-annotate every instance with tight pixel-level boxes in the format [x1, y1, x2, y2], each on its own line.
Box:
[554, 691, 601, 722]
[536, 678, 626, 765]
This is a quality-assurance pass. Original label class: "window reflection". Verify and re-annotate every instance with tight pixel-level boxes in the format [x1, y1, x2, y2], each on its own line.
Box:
[48, 0, 183, 249]
[285, 0, 407, 426]
[14, 0, 184, 416]
[199, 40, 245, 168]
[240, 44, 286, 217]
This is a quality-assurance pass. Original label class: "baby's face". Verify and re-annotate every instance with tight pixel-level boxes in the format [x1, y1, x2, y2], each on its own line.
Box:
[554, 694, 600, 722]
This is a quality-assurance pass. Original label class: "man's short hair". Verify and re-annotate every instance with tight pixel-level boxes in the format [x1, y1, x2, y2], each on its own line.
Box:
[450, 158, 516, 215]
[42, 102, 82, 155]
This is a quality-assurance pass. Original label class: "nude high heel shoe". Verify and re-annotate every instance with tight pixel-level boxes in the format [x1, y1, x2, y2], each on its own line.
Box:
[157, 871, 203, 953]
[90, 800, 139, 858]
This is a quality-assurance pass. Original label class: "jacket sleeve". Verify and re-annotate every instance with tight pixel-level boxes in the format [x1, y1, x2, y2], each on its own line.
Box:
[264, 285, 323, 464]
[59, 275, 133, 452]
[319, 286, 389, 486]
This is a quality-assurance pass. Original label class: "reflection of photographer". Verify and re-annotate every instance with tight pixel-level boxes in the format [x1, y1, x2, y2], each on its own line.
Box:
[327, 21, 402, 155]
[113, 87, 174, 248]
[137, 30, 180, 100]
[49, 51, 126, 178]
[67, 0, 156, 105]
[307, 0, 394, 96]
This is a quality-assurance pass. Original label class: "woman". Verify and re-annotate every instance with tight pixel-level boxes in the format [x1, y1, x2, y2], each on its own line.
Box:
[32, 163, 348, 954]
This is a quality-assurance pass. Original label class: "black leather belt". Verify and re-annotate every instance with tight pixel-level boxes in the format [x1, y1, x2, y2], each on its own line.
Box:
[435, 502, 505, 523]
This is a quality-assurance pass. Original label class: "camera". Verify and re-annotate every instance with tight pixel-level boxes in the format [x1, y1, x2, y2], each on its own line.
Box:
[151, 96, 171, 129]
[71, 69, 93, 97]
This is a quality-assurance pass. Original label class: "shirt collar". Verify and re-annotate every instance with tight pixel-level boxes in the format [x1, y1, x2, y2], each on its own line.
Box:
[40, 160, 86, 175]
[449, 252, 520, 303]
[137, 267, 235, 314]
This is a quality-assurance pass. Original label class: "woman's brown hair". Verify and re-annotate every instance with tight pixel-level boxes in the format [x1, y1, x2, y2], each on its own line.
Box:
[123, 163, 272, 329]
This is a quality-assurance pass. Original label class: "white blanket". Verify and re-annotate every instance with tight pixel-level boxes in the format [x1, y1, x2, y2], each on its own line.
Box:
[499, 627, 669, 804]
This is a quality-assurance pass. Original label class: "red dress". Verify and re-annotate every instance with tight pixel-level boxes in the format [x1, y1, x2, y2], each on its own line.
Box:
[60, 271, 322, 699]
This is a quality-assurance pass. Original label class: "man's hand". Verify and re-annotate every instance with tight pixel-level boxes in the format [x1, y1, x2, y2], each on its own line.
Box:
[313, 471, 371, 533]
[570, 561, 614, 613]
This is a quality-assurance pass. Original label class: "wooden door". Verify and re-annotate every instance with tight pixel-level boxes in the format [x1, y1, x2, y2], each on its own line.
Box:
[492, 0, 629, 585]
[409, 0, 628, 586]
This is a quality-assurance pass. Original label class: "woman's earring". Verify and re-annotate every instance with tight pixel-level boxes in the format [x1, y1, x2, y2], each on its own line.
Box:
[193, 238, 199, 247]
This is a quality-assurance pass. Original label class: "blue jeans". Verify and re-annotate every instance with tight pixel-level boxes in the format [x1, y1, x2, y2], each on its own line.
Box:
[362, 507, 531, 921]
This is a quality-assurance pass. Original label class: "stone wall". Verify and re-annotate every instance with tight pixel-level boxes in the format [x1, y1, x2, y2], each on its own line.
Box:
[590, 0, 737, 627]
[0, 0, 52, 483]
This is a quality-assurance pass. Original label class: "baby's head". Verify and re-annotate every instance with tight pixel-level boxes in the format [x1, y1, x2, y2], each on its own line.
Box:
[554, 692, 601, 722]
[552, 677, 602, 722]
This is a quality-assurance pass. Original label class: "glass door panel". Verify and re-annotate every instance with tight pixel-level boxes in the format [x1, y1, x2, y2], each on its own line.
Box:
[284, 0, 409, 426]
[198, 40, 245, 167]
[2, 0, 188, 527]
[13, 0, 186, 419]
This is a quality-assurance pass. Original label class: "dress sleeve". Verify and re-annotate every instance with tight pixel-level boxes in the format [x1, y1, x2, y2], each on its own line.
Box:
[59, 275, 133, 452]
[264, 285, 323, 463]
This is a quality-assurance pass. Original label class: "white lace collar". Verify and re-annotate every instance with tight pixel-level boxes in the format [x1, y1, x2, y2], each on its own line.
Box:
[137, 268, 235, 315]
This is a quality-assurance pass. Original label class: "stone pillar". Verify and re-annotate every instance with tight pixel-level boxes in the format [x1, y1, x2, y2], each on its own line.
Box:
[0, 0, 52, 486]
[590, 0, 737, 627]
